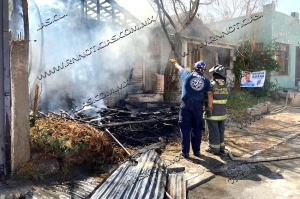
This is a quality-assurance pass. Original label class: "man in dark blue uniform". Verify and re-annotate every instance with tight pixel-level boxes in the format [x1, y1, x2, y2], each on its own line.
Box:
[170, 59, 213, 158]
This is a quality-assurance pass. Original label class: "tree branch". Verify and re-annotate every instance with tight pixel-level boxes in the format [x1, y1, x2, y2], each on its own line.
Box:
[159, 0, 177, 31]
[154, 0, 175, 51]
[172, 0, 184, 29]
[178, 0, 200, 33]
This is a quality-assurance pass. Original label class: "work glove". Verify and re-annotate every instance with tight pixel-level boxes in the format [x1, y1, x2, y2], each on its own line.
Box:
[169, 59, 178, 65]
[209, 106, 213, 116]
[205, 106, 213, 118]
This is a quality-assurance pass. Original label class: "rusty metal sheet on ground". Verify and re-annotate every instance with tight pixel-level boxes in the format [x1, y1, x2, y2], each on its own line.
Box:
[88, 150, 167, 199]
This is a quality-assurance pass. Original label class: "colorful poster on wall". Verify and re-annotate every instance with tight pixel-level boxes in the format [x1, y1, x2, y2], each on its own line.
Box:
[240, 70, 266, 87]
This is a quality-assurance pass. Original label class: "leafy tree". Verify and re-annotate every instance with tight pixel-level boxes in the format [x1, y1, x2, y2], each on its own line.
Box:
[233, 39, 281, 94]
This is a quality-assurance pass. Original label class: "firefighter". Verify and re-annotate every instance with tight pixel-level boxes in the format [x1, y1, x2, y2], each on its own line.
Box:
[169, 59, 213, 158]
[204, 64, 228, 155]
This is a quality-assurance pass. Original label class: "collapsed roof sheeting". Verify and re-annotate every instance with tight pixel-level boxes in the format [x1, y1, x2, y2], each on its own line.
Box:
[88, 150, 167, 199]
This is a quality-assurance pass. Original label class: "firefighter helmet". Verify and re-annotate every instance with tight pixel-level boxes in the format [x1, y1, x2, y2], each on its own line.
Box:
[194, 60, 206, 70]
[209, 64, 226, 78]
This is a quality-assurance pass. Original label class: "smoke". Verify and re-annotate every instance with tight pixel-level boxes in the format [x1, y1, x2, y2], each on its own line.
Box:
[25, 0, 152, 112]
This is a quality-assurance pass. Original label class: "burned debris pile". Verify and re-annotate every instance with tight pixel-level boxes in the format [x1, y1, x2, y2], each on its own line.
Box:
[29, 102, 181, 165]
[69, 102, 181, 149]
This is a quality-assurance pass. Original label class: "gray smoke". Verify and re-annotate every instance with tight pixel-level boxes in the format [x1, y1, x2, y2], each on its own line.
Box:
[24, 0, 152, 112]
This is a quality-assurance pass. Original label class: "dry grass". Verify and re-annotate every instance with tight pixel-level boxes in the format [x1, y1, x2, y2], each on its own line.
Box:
[30, 115, 130, 164]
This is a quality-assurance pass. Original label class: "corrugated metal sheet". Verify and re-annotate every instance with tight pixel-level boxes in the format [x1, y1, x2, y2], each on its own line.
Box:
[19, 175, 99, 199]
[167, 173, 186, 199]
[88, 150, 167, 199]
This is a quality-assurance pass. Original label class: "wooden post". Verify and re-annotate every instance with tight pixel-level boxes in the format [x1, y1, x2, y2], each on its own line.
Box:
[21, 0, 29, 42]
[32, 84, 39, 125]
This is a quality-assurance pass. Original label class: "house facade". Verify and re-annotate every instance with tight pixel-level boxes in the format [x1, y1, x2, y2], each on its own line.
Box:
[147, 17, 237, 102]
[207, 2, 300, 89]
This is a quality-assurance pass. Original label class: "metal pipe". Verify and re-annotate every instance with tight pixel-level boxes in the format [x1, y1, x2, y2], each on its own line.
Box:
[105, 128, 131, 156]
[227, 146, 300, 162]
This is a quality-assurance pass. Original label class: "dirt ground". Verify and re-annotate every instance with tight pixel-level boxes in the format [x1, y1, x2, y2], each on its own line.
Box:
[1, 106, 300, 199]
[188, 107, 300, 199]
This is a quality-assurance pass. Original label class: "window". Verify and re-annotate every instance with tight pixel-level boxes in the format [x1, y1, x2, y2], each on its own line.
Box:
[187, 43, 201, 71]
[192, 45, 200, 64]
[249, 43, 264, 71]
[254, 43, 263, 52]
[275, 43, 289, 75]
[148, 32, 161, 55]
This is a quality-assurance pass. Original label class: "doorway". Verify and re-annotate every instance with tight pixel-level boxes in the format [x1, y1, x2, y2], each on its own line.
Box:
[295, 47, 300, 86]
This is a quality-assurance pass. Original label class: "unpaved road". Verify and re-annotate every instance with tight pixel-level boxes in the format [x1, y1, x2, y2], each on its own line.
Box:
[189, 156, 300, 199]
[1, 108, 299, 199]
[189, 107, 300, 199]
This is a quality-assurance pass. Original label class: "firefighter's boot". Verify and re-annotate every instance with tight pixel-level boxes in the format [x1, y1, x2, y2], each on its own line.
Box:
[220, 143, 225, 154]
[205, 146, 220, 155]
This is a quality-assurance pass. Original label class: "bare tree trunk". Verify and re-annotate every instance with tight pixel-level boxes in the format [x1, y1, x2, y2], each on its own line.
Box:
[153, 0, 206, 101]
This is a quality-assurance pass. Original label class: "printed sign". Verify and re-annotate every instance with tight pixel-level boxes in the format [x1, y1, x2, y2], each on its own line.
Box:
[240, 70, 266, 87]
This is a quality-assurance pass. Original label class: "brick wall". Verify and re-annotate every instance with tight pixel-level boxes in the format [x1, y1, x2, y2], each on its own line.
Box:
[151, 73, 164, 94]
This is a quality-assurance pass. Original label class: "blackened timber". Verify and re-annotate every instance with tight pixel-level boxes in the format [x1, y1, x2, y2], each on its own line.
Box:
[130, 138, 166, 158]
[97, 117, 178, 128]
[61, 112, 178, 128]
[125, 101, 142, 109]
[37, 111, 47, 117]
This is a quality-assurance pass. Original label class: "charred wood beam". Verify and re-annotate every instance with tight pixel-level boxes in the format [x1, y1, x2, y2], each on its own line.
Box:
[142, 124, 165, 136]
[81, 0, 84, 18]
[62, 112, 177, 128]
[37, 111, 47, 118]
[75, 115, 99, 120]
[87, 6, 123, 23]
[87, 118, 102, 123]
[48, 111, 60, 117]
[130, 138, 166, 158]
[137, 110, 175, 116]
[97, 117, 178, 128]
[143, 129, 161, 137]
[21, 0, 29, 42]
[125, 101, 142, 109]
[97, 0, 100, 21]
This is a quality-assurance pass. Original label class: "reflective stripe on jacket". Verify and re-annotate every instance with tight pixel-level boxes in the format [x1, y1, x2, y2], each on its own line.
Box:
[205, 82, 228, 121]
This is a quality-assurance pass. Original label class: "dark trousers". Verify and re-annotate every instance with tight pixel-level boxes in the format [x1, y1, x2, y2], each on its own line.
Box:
[207, 120, 225, 148]
[178, 101, 203, 154]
